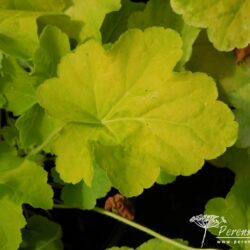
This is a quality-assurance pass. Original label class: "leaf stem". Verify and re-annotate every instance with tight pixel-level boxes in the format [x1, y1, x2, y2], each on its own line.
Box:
[53, 204, 216, 250]
[27, 124, 65, 157]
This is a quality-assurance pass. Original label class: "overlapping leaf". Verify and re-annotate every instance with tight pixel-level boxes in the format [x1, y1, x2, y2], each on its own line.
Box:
[128, 0, 200, 68]
[230, 84, 250, 148]
[0, 142, 53, 249]
[0, 142, 53, 208]
[16, 26, 69, 151]
[33, 25, 70, 80]
[65, 0, 121, 41]
[212, 147, 250, 178]
[38, 27, 237, 196]
[187, 31, 250, 103]
[20, 215, 63, 250]
[170, 0, 250, 51]
[16, 104, 64, 152]
[206, 177, 250, 250]
[0, 198, 26, 250]
[101, 0, 145, 43]
[0, 0, 71, 58]
[61, 166, 111, 210]
[108, 238, 192, 250]
[0, 57, 36, 115]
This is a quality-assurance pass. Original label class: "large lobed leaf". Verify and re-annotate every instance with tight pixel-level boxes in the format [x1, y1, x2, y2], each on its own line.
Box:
[170, 0, 250, 51]
[38, 27, 237, 197]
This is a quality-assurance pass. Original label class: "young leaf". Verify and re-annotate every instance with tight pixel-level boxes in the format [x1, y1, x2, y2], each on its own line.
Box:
[137, 239, 188, 250]
[0, 0, 69, 11]
[212, 146, 250, 178]
[65, 0, 121, 41]
[108, 238, 192, 250]
[205, 177, 250, 250]
[38, 27, 237, 196]
[0, 10, 42, 58]
[101, 0, 145, 43]
[33, 25, 71, 80]
[16, 104, 64, 152]
[0, 198, 26, 250]
[61, 166, 111, 210]
[20, 215, 63, 250]
[187, 31, 250, 103]
[0, 119, 19, 147]
[230, 84, 250, 148]
[0, 57, 36, 115]
[128, 0, 200, 68]
[108, 247, 132, 250]
[0, 94, 5, 107]
[0, 1, 71, 58]
[170, 0, 250, 51]
[0, 142, 53, 209]
[156, 170, 176, 185]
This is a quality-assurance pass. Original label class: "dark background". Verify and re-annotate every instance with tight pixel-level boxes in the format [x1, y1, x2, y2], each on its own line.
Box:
[50, 162, 234, 250]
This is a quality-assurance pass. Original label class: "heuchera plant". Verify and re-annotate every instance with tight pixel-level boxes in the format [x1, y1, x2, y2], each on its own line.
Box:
[0, 0, 249, 249]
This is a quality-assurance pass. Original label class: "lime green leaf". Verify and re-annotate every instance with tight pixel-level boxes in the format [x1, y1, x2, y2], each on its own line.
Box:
[65, 0, 121, 41]
[108, 247, 132, 250]
[101, 0, 145, 43]
[0, 119, 20, 146]
[137, 239, 187, 250]
[108, 238, 191, 250]
[0, 10, 41, 58]
[212, 147, 250, 178]
[230, 84, 250, 148]
[38, 27, 237, 196]
[187, 31, 250, 103]
[156, 170, 176, 185]
[61, 166, 111, 210]
[206, 177, 250, 250]
[37, 14, 83, 42]
[15, 0, 68, 11]
[20, 215, 63, 250]
[33, 25, 70, 80]
[16, 104, 64, 152]
[0, 198, 26, 250]
[0, 1, 71, 58]
[0, 0, 69, 11]
[171, 0, 250, 51]
[0, 143, 53, 208]
[0, 57, 36, 115]
[0, 93, 5, 107]
[53, 124, 95, 186]
[0, 142, 22, 169]
[128, 0, 200, 68]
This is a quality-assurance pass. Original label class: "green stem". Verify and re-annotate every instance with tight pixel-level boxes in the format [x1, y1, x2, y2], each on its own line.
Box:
[53, 204, 216, 250]
[27, 125, 65, 157]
